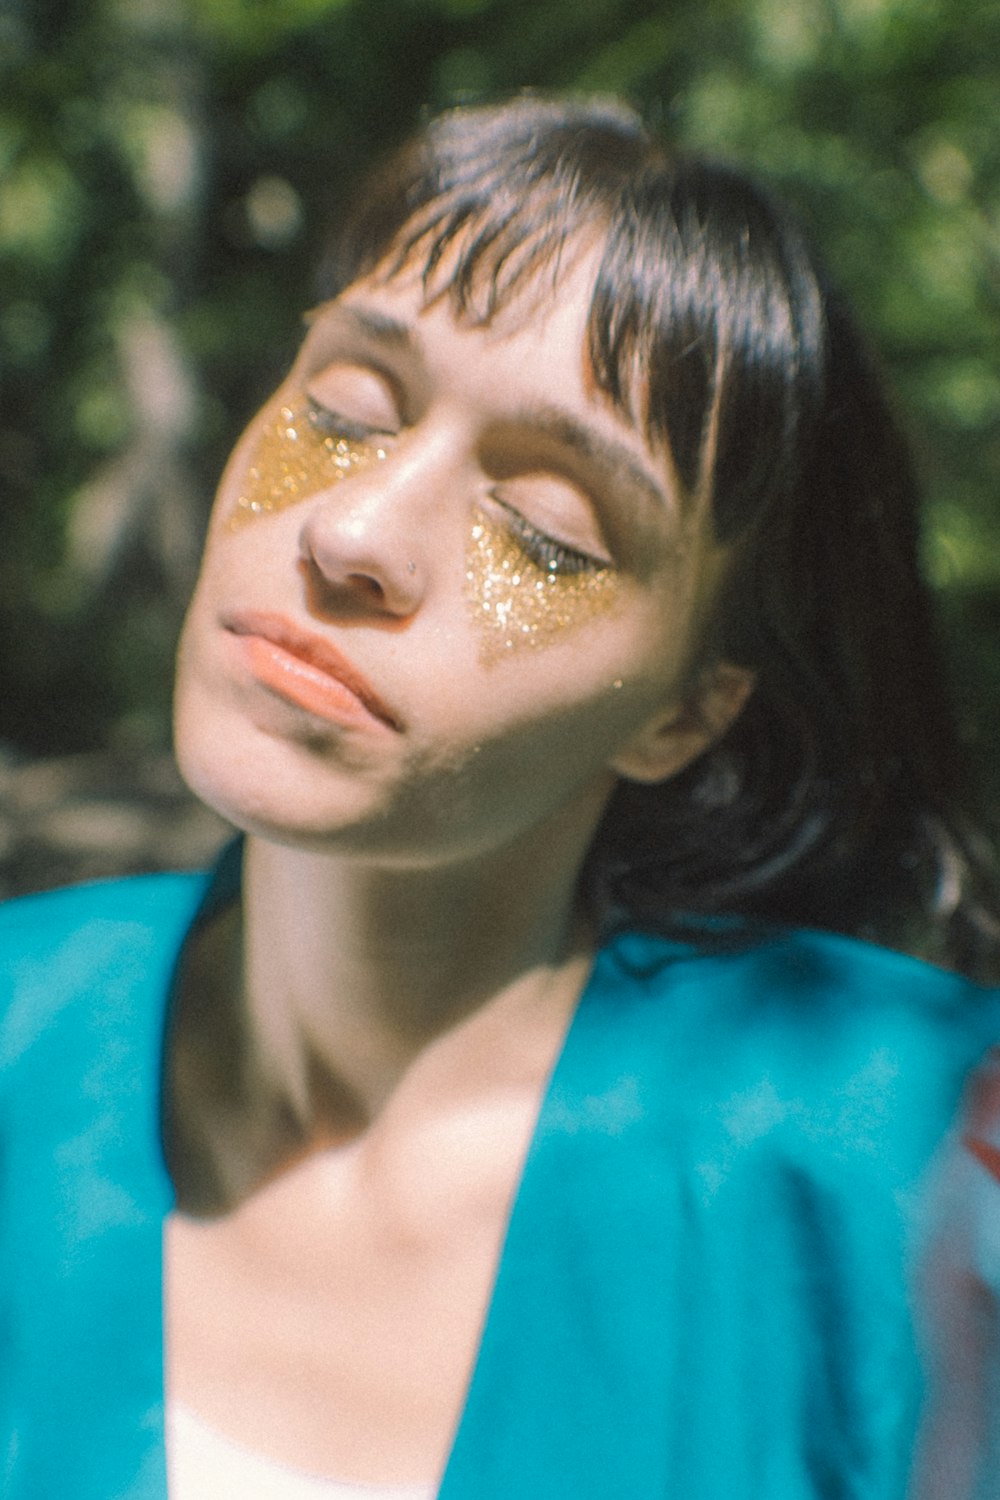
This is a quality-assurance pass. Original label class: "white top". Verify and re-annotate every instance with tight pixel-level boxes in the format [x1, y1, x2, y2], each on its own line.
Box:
[167, 1404, 435, 1500]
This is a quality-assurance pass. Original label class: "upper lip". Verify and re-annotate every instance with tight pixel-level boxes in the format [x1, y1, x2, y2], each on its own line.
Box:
[224, 609, 402, 730]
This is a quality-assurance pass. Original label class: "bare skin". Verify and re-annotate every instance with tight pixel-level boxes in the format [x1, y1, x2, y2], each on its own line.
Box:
[166, 833, 596, 1485]
[166, 246, 751, 1485]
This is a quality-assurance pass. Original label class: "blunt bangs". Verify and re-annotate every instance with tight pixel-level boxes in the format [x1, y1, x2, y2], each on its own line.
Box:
[590, 163, 825, 537]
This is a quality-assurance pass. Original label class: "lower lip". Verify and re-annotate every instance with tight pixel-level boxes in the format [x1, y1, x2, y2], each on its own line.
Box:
[237, 635, 390, 731]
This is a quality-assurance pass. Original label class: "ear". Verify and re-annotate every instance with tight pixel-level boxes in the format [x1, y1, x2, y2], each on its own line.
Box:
[609, 662, 756, 786]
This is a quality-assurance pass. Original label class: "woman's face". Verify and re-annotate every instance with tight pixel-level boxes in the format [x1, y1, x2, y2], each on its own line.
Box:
[174, 245, 739, 870]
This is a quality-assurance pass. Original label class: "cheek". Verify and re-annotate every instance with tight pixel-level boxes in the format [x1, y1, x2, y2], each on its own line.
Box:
[226, 397, 386, 530]
[464, 505, 624, 664]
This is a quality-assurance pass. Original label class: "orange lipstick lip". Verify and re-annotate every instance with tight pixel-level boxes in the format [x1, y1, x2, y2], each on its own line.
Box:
[225, 610, 401, 731]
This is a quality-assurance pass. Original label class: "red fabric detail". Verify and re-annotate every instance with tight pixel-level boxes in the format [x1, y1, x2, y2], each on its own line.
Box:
[963, 1133, 1000, 1183]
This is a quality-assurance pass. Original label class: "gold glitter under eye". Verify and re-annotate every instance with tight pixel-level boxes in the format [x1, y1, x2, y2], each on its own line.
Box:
[227, 400, 387, 530]
[465, 504, 622, 662]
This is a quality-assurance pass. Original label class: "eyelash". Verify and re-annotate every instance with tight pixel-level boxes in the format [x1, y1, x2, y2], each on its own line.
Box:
[492, 494, 607, 578]
[306, 396, 391, 445]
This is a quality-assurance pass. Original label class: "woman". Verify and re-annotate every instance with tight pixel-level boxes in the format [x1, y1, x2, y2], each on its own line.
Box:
[2, 95, 999, 1499]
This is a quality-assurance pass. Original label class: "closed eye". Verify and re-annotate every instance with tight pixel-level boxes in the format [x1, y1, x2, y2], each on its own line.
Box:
[305, 395, 393, 447]
[302, 354, 403, 443]
[491, 493, 611, 578]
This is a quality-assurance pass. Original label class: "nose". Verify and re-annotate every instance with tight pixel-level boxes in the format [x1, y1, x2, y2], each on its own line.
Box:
[297, 437, 448, 619]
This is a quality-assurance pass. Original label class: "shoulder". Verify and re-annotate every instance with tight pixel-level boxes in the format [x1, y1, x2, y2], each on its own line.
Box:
[0, 870, 211, 1070]
[0, 868, 210, 980]
[588, 924, 1000, 1182]
[0, 867, 209, 941]
[598, 921, 996, 1033]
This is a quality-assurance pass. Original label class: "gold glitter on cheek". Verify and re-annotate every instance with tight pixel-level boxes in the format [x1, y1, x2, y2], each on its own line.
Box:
[465, 504, 623, 663]
[226, 400, 387, 530]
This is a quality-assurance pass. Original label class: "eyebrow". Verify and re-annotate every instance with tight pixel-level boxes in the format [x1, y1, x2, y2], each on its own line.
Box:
[509, 403, 671, 517]
[307, 302, 417, 354]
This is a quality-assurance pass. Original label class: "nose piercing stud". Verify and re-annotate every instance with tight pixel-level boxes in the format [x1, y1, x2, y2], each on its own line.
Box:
[407, 561, 416, 574]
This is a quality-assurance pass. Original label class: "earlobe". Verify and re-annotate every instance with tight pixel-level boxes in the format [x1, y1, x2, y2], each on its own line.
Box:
[609, 662, 756, 786]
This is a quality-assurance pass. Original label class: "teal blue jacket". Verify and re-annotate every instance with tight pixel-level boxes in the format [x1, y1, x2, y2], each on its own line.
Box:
[2, 854, 998, 1498]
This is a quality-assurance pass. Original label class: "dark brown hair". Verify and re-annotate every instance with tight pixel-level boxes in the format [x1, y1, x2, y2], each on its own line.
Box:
[320, 95, 1000, 977]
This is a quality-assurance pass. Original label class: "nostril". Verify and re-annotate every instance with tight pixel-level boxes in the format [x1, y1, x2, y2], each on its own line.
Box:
[297, 502, 423, 620]
[347, 573, 386, 603]
[298, 553, 416, 625]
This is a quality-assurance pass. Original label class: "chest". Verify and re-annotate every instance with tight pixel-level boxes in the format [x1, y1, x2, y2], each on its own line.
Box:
[165, 1089, 540, 1485]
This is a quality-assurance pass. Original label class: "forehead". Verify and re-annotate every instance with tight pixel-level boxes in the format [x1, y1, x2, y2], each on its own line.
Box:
[303, 240, 605, 417]
[391, 221, 601, 334]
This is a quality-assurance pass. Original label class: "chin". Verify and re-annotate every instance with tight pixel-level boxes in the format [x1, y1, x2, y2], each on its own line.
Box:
[177, 728, 361, 850]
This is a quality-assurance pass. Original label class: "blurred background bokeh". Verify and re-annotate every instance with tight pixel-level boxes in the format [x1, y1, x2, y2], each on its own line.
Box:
[2, 0, 999, 892]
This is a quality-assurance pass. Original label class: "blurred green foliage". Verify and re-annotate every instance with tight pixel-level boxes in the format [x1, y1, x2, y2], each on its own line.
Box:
[1, 0, 999, 781]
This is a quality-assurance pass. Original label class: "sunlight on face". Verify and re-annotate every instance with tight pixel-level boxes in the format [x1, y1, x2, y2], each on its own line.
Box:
[464, 504, 622, 662]
[227, 399, 389, 530]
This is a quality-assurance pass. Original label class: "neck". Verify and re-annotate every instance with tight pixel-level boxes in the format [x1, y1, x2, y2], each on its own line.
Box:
[239, 798, 604, 1127]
